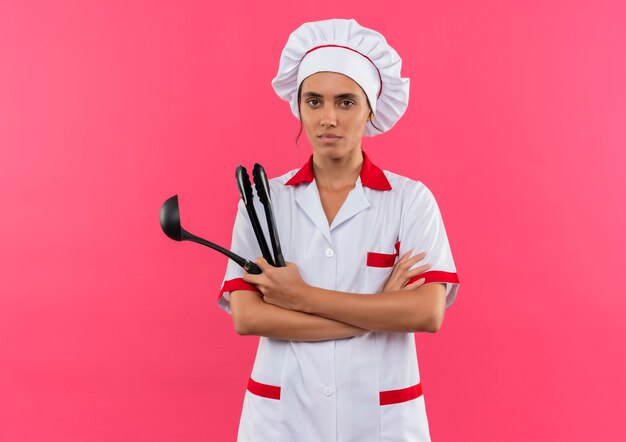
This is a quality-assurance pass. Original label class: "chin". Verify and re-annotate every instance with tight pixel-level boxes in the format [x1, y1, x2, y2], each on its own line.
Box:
[313, 143, 358, 160]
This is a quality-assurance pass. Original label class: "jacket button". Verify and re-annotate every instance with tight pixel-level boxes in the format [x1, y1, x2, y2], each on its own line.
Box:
[325, 248, 335, 258]
[323, 386, 334, 397]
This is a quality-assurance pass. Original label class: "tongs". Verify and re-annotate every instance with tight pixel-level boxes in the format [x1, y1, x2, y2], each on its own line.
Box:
[252, 164, 285, 267]
[235, 163, 285, 268]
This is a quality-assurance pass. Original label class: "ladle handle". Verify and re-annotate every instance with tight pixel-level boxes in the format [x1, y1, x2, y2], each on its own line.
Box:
[182, 229, 262, 274]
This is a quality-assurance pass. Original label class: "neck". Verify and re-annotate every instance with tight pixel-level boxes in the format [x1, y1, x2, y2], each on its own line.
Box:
[312, 147, 363, 191]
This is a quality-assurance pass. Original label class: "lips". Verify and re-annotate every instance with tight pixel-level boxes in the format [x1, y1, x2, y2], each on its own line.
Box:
[319, 133, 341, 141]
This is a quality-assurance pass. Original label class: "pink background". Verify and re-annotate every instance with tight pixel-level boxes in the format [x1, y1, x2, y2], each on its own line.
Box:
[1, 1, 625, 440]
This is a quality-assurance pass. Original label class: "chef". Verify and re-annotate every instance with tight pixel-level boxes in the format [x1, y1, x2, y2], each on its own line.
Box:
[217, 18, 460, 442]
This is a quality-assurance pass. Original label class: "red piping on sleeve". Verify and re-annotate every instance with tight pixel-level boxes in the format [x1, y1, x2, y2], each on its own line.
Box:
[218, 278, 261, 300]
[408, 271, 460, 286]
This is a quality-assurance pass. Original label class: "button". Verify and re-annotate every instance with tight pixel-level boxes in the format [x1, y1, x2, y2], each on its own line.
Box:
[325, 248, 335, 258]
[323, 386, 334, 397]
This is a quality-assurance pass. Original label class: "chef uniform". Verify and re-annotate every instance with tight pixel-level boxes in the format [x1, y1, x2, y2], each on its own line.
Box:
[217, 19, 460, 442]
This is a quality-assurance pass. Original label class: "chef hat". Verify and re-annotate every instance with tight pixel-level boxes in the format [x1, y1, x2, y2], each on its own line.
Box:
[271, 18, 410, 137]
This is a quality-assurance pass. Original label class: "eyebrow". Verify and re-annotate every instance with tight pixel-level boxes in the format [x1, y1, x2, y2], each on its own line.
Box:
[303, 92, 361, 100]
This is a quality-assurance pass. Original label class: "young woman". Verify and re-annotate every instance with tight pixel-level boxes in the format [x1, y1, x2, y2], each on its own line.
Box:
[217, 18, 460, 442]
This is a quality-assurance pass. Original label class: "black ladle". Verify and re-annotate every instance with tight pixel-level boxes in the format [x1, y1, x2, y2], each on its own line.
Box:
[160, 194, 262, 274]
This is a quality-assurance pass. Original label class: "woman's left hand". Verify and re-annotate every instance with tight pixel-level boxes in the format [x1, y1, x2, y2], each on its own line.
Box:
[241, 257, 310, 311]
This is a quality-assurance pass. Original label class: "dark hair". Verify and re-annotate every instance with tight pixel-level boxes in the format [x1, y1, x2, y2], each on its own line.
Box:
[295, 81, 383, 147]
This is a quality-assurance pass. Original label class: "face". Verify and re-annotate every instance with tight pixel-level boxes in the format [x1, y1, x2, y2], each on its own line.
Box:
[298, 71, 372, 158]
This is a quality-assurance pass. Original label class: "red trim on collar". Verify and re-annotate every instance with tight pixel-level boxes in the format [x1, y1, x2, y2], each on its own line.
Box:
[284, 149, 392, 191]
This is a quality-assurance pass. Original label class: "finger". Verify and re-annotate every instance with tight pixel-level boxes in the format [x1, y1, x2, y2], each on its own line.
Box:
[254, 257, 272, 271]
[406, 251, 427, 265]
[383, 275, 399, 291]
[406, 263, 433, 277]
[398, 257, 420, 272]
[383, 268, 401, 290]
[397, 251, 426, 271]
[242, 272, 261, 285]
[285, 261, 299, 270]
[387, 264, 400, 279]
[401, 277, 425, 290]
[398, 249, 414, 262]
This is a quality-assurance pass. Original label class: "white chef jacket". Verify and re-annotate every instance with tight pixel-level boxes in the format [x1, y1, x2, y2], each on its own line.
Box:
[217, 149, 460, 442]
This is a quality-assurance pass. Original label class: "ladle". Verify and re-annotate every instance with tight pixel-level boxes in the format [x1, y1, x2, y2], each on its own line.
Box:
[160, 194, 262, 274]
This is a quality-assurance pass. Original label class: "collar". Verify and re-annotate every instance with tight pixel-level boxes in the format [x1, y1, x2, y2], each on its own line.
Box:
[284, 149, 392, 191]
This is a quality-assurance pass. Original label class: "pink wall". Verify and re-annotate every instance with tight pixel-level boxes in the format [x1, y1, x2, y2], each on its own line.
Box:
[1, 1, 625, 440]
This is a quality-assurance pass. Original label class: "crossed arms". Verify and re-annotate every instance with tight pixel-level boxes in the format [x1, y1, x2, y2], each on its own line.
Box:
[230, 252, 446, 341]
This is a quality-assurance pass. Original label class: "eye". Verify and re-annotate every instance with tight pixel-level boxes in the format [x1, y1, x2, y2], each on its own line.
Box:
[339, 100, 355, 108]
[306, 99, 321, 107]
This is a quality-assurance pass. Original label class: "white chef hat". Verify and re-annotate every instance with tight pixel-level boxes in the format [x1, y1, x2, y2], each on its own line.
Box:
[271, 18, 410, 137]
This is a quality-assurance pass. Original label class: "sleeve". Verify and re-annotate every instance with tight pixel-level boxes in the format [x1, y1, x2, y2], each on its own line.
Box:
[398, 181, 460, 309]
[216, 199, 263, 314]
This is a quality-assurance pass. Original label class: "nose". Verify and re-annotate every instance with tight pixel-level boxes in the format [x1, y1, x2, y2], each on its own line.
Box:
[320, 105, 337, 128]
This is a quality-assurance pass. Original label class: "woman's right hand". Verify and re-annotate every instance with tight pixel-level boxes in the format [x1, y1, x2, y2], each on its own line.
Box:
[382, 250, 432, 292]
